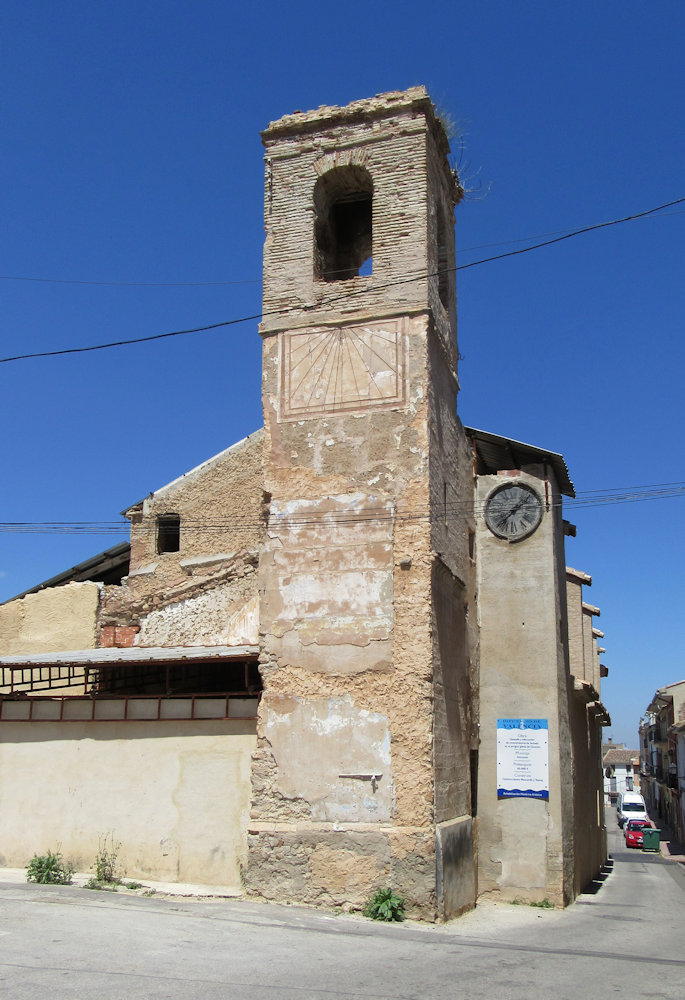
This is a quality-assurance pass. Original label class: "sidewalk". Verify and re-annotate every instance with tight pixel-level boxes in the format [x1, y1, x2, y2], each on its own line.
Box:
[0, 867, 243, 898]
[653, 818, 685, 864]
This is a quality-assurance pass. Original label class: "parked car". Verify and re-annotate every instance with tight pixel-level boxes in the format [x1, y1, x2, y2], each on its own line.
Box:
[625, 818, 652, 848]
[617, 791, 649, 827]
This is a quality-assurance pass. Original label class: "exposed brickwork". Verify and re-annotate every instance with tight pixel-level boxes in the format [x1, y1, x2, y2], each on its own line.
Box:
[98, 624, 140, 648]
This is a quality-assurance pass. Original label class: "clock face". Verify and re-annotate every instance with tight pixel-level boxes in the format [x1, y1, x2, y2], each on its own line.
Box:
[280, 319, 405, 419]
[484, 483, 543, 541]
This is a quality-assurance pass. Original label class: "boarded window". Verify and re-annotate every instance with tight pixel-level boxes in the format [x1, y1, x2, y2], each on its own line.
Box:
[314, 166, 373, 281]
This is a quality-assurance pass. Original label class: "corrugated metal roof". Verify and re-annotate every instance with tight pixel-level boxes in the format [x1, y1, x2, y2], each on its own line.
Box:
[464, 427, 575, 498]
[0, 645, 259, 669]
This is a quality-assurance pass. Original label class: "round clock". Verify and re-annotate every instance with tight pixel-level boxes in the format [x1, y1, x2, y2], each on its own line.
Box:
[484, 482, 543, 542]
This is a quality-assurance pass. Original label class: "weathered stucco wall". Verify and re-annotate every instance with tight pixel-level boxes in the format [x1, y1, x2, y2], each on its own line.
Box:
[432, 561, 471, 824]
[260, 494, 394, 675]
[582, 603, 601, 692]
[476, 467, 574, 905]
[0, 582, 100, 694]
[99, 431, 265, 648]
[565, 568, 591, 682]
[0, 719, 256, 885]
[566, 567, 608, 895]
[0, 582, 100, 656]
[569, 694, 607, 896]
[249, 89, 473, 919]
[427, 331, 479, 829]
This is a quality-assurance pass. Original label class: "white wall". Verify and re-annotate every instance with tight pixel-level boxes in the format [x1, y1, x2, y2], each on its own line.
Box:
[0, 718, 256, 885]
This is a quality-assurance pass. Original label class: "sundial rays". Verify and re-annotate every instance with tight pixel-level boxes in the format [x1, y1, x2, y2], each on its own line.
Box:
[281, 321, 405, 418]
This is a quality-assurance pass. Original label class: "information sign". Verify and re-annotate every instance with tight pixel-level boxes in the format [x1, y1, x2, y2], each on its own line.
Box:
[497, 718, 549, 800]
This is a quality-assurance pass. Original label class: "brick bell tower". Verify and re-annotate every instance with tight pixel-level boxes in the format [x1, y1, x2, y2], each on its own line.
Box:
[246, 88, 479, 920]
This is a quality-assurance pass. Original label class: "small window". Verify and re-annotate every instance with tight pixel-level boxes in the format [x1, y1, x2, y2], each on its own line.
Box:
[314, 166, 373, 282]
[157, 514, 180, 554]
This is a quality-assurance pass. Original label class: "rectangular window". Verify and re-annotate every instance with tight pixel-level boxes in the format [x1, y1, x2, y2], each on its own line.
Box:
[157, 514, 180, 553]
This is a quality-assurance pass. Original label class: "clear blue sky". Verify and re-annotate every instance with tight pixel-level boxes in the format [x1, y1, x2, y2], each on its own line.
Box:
[2, 1, 683, 746]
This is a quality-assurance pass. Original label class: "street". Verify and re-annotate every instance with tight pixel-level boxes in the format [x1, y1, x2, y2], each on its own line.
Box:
[1, 810, 684, 1000]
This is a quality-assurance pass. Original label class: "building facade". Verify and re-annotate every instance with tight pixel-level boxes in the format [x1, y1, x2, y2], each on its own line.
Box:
[640, 681, 685, 844]
[603, 742, 639, 805]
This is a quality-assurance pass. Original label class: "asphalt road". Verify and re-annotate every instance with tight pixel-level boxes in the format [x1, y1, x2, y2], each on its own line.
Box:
[1, 811, 684, 1000]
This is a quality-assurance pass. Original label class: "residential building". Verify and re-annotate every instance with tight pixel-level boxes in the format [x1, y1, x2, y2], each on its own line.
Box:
[602, 741, 639, 804]
[640, 681, 685, 843]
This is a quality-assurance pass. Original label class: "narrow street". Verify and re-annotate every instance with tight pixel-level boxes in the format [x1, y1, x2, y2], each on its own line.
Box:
[1, 808, 684, 1000]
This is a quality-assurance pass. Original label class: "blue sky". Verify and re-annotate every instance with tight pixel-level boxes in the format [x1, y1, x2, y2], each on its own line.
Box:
[1, 1, 683, 746]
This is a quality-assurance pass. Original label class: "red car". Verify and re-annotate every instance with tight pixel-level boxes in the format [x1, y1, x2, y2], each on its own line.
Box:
[625, 818, 652, 848]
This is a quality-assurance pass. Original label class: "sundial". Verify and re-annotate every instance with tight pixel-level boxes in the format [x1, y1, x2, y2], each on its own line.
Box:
[280, 319, 406, 419]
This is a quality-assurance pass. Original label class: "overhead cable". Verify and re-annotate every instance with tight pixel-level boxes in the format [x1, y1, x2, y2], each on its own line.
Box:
[2, 196, 683, 366]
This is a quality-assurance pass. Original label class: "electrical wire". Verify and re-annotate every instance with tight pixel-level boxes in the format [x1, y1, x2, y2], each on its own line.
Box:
[2, 480, 684, 534]
[2, 206, 684, 288]
[1, 196, 683, 365]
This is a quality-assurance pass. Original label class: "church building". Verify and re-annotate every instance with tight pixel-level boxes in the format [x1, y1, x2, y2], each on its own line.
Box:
[0, 88, 609, 919]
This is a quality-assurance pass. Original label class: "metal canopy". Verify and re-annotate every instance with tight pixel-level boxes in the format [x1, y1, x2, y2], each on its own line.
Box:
[0, 645, 260, 669]
[464, 426, 575, 498]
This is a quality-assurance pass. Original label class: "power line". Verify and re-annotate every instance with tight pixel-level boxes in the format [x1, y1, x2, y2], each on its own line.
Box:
[0, 315, 262, 364]
[2, 480, 683, 534]
[2, 206, 684, 289]
[2, 196, 683, 366]
[455, 196, 685, 271]
[0, 275, 260, 288]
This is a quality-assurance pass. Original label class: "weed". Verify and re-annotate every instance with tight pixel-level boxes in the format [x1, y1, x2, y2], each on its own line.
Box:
[91, 833, 122, 885]
[512, 896, 554, 909]
[362, 887, 405, 922]
[85, 877, 118, 892]
[142, 888, 156, 897]
[124, 881, 143, 890]
[26, 850, 73, 885]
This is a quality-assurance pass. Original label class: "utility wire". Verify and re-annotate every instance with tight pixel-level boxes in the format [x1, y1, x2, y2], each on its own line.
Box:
[0, 315, 263, 363]
[0, 275, 260, 288]
[2, 481, 684, 534]
[2, 196, 683, 366]
[2, 206, 684, 288]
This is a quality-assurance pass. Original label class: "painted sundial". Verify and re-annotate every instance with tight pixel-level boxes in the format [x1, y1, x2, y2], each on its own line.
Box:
[280, 319, 406, 419]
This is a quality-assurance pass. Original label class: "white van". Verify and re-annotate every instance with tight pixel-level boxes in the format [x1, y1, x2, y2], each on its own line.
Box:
[617, 791, 648, 828]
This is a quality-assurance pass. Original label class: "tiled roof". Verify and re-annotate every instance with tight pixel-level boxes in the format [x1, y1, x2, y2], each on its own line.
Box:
[603, 748, 639, 766]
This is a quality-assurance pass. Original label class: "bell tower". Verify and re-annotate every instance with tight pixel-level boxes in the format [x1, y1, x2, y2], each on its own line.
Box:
[247, 89, 478, 920]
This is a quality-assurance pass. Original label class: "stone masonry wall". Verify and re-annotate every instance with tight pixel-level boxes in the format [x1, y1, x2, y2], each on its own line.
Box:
[99, 430, 265, 647]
